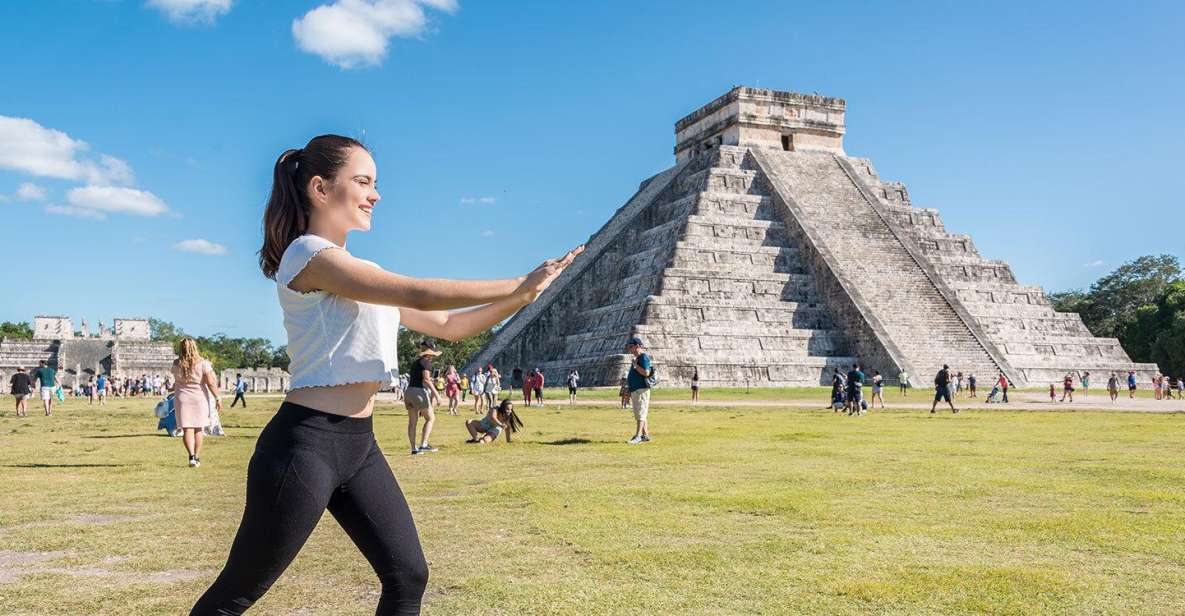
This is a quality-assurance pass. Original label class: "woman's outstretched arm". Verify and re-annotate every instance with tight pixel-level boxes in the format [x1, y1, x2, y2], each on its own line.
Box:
[290, 246, 583, 311]
[400, 245, 583, 340]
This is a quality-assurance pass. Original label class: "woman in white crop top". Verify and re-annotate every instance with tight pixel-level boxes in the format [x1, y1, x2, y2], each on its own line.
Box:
[191, 135, 582, 616]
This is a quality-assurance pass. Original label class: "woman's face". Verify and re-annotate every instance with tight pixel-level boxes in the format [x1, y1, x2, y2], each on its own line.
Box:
[312, 146, 380, 233]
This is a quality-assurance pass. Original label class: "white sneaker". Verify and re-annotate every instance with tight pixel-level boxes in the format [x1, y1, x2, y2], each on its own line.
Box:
[627, 436, 643, 445]
[188, 456, 199, 467]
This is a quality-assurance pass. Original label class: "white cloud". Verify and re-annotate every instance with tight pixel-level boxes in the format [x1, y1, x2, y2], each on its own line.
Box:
[0, 116, 134, 185]
[480, 229, 495, 237]
[66, 185, 170, 217]
[173, 239, 228, 256]
[1083, 260, 1105, 268]
[460, 196, 496, 205]
[45, 204, 107, 220]
[16, 183, 48, 202]
[147, 0, 233, 25]
[292, 0, 458, 69]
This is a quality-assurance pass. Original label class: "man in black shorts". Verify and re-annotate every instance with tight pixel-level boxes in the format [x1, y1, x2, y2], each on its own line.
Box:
[930, 364, 958, 414]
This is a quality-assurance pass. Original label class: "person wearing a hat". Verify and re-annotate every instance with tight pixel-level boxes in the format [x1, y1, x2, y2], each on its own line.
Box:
[406, 339, 442, 454]
[625, 336, 653, 444]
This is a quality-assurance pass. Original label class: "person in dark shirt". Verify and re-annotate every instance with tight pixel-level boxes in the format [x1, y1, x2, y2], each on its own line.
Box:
[405, 340, 442, 455]
[930, 364, 958, 414]
[10, 366, 33, 417]
[625, 336, 653, 444]
[845, 364, 865, 415]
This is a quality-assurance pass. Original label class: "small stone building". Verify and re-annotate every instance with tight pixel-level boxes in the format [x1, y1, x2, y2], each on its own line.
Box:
[220, 367, 291, 393]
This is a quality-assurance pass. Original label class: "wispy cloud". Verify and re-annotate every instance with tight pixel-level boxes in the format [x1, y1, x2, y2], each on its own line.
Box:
[480, 229, 495, 237]
[146, 0, 234, 25]
[67, 186, 171, 217]
[460, 196, 496, 205]
[173, 238, 228, 256]
[0, 116, 134, 185]
[45, 204, 106, 220]
[1083, 260, 1105, 268]
[16, 183, 48, 202]
[292, 0, 459, 69]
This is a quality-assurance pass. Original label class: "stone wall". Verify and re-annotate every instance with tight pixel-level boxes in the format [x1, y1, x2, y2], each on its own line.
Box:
[219, 368, 290, 393]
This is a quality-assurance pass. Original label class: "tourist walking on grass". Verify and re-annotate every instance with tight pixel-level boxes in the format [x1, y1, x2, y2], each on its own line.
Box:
[618, 376, 629, 409]
[521, 368, 533, 407]
[967, 373, 977, 398]
[231, 373, 248, 408]
[405, 340, 441, 455]
[87, 376, 96, 405]
[532, 368, 544, 406]
[1081, 371, 1090, 398]
[1127, 370, 1137, 398]
[846, 363, 865, 415]
[1060, 373, 1075, 403]
[870, 370, 885, 409]
[1049, 383, 1057, 403]
[690, 368, 700, 403]
[955, 371, 964, 398]
[566, 369, 579, 403]
[444, 365, 461, 415]
[96, 373, 107, 406]
[930, 364, 958, 414]
[189, 135, 582, 615]
[170, 338, 222, 468]
[471, 366, 487, 414]
[626, 336, 653, 444]
[33, 360, 58, 417]
[465, 399, 522, 444]
[484, 365, 501, 410]
[10, 366, 32, 417]
[828, 368, 846, 411]
[997, 372, 1010, 403]
[459, 372, 469, 402]
[898, 370, 909, 396]
[1107, 372, 1120, 402]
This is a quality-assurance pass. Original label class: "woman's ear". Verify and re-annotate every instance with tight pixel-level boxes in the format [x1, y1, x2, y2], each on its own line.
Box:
[307, 175, 328, 206]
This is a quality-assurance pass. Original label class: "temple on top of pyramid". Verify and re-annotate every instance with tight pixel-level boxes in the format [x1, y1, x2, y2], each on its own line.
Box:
[465, 86, 1159, 388]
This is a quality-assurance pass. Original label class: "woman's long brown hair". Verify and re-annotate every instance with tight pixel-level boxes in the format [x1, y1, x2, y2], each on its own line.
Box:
[258, 134, 366, 279]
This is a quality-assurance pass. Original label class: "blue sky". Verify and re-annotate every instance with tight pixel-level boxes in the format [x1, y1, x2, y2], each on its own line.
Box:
[1, 1, 1182, 344]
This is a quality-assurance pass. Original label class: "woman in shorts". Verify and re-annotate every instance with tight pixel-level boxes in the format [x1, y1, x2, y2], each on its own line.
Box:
[465, 399, 522, 444]
[870, 370, 885, 409]
[690, 368, 700, 403]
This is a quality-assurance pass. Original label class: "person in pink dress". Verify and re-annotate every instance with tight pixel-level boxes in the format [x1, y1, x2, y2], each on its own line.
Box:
[444, 364, 461, 415]
[170, 338, 223, 468]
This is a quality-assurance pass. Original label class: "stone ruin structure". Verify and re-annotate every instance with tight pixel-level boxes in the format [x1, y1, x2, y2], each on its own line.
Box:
[219, 368, 290, 394]
[465, 86, 1159, 388]
[0, 316, 176, 389]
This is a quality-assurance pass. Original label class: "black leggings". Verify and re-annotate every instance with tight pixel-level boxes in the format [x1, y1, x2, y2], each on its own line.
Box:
[191, 402, 427, 615]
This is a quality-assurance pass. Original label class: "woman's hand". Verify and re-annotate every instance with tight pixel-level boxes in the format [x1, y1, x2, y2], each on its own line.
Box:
[515, 246, 585, 305]
[214, 397, 223, 411]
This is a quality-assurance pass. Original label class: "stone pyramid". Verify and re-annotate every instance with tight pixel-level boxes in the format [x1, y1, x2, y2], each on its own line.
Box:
[465, 87, 1158, 387]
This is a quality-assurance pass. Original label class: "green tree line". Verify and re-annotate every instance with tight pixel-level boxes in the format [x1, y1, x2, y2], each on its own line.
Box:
[1050, 254, 1184, 376]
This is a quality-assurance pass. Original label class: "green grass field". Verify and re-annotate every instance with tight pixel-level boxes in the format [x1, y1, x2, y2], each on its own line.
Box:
[1, 394, 1183, 615]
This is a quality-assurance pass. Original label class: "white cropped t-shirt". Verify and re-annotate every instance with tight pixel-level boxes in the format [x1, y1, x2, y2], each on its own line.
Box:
[276, 234, 400, 390]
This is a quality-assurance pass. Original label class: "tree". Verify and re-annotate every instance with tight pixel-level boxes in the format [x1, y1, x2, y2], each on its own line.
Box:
[0, 321, 34, 339]
[1079, 255, 1180, 339]
[149, 318, 187, 342]
[1124, 280, 1185, 377]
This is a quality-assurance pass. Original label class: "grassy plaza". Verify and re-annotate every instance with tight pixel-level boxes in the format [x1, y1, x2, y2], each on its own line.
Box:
[1, 390, 1183, 615]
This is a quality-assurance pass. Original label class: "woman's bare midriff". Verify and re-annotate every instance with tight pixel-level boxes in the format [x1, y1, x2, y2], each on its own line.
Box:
[284, 381, 383, 418]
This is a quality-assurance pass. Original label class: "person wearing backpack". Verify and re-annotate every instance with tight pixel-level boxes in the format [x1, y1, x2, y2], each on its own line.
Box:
[625, 336, 654, 444]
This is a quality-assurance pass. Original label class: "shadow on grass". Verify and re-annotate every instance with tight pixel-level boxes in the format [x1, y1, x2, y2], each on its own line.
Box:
[84, 433, 158, 439]
[541, 438, 597, 446]
[3, 463, 131, 468]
